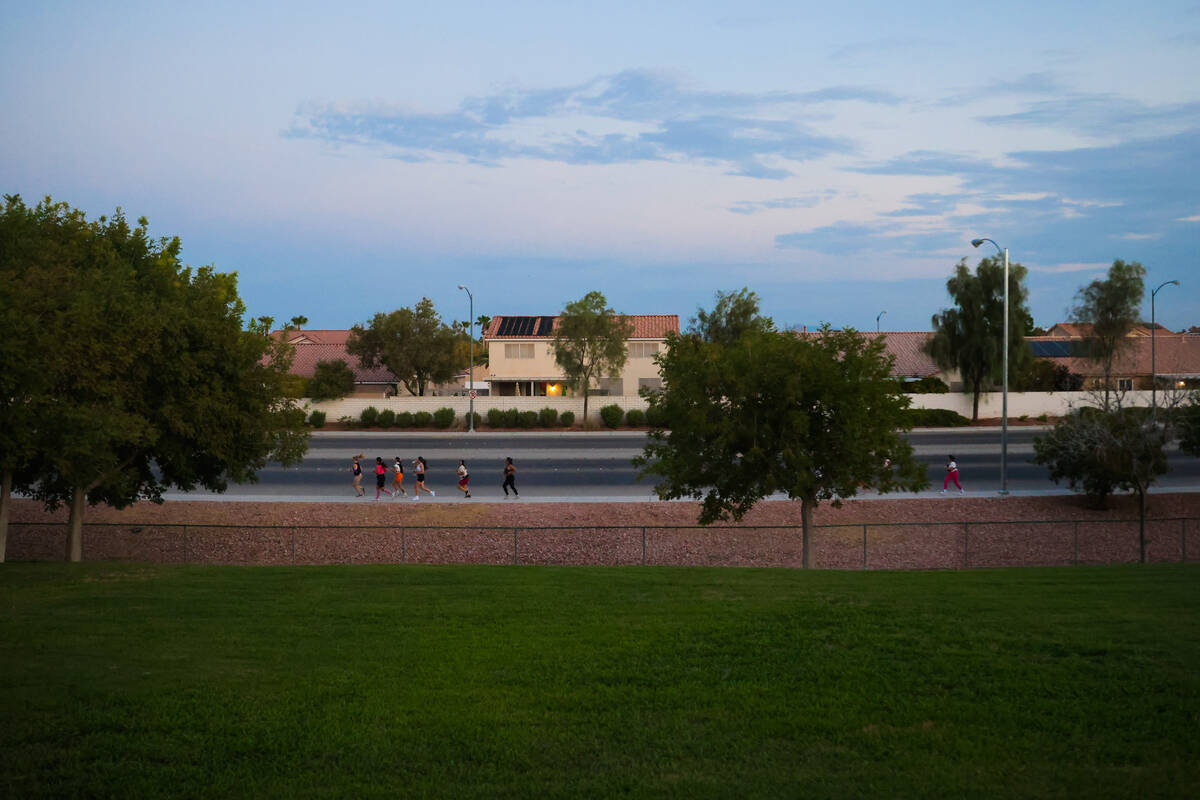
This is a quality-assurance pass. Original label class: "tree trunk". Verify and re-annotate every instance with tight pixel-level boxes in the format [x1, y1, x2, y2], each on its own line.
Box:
[801, 496, 813, 569]
[0, 470, 10, 563]
[66, 488, 85, 563]
[582, 389, 590, 426]
[1138, 487, 1146, 564]
[971, 378, 981, 422]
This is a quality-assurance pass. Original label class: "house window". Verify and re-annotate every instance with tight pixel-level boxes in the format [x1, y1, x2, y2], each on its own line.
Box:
[628, 341, 659, 358]
[504, 343, 535, 359]
[638, 377, 662, 392]
[1117, 378, 1133, 391]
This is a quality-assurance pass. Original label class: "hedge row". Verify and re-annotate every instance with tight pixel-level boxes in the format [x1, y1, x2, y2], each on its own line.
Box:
[315, 405, 672, 429]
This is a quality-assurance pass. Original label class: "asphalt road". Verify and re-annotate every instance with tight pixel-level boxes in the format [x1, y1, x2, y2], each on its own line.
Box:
[163, 428, 1200, 502]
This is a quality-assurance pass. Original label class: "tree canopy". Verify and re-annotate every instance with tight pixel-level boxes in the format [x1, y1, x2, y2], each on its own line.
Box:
[0, 195, 309, 561]
[347, 298, 457, 396]
[551, 291, 633, 423]
[926, 256, 1033, 421]
[689, 287, 775, 346]
[308, 359, 357, 402]
[1071, 259, 1145, 408]
[637, 307, 927, 568]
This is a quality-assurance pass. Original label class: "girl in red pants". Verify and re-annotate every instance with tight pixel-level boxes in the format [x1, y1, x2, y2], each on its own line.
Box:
[942, 455, 963, 494]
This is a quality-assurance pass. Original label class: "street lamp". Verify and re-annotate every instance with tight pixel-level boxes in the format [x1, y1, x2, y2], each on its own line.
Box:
[1152, 279, 1180, 420]
[457, 284, 475, 432]
[971, 237, 1010, 496]
[876, 310, 886, 333]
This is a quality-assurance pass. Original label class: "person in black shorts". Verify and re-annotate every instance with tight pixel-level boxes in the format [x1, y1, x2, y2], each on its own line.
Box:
[502, 457, 519, 498]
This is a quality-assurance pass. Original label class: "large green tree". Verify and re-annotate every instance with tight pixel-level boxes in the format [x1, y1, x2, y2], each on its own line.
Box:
[636, 307, 927, 568]
[1071, 259, 1146, 409]
[308, 359, 356, 402]
[690, 287, 775, 346]
[551, 291, 633, 423]
[926, 256, 1033, 422]
[0, 195, 310, 561]
[347, 298, 457, 396]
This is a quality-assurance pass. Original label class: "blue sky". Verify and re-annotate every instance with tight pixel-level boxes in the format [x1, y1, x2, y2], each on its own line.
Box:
[2, 1, 1198, 332]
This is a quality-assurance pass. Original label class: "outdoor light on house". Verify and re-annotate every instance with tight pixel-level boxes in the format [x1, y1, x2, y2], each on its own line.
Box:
[546, 384, 562, 396]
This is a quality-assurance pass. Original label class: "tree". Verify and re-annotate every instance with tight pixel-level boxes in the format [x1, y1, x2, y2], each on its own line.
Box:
[1032, 396, 1168, 563]
[550, 291, 633, 423]
[1014, 359, 1084, 392]
[1071, 259, 1146, 409]
[690, 287, 775, 346]
[636, 313, 927, 568]
[926, 256, 1033, 422]
[346, 298, 457, 396]
[1, 196, 310, 561]
[308, 359, 357, 402]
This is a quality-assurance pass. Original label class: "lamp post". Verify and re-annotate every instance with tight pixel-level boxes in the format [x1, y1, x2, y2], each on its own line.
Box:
[971, 237, 1009, 496]
[457, 284, 475, 432]
[1151, 279, 1180, 421]
[876, 310, 886, 333]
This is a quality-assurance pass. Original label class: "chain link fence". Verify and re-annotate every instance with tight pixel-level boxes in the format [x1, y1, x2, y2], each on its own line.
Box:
[8, 517, 1198, 569]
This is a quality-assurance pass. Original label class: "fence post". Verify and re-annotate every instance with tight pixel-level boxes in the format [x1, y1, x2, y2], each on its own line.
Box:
[964, 522, 969, 569]
[641, 527, 646, 566]
[401, 527, 406, 563]
[862, 525, 868, 570]
[1073, 521, 1079, 566]
[513, 528, 518, 565]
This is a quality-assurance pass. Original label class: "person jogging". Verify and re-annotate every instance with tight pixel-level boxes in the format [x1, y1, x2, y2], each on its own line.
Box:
[456, 460, 471, 498]
[412, 456, 435, 500]
[942, 455, 963, 494]
[391, 457, 406, 498]
[374, 457, 394, 500]
[351, 454, 364, 497]
[502, 457, 519, 498]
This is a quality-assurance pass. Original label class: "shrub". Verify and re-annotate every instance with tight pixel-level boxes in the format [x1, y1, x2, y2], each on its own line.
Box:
[337, 415, 356, 427]
[359, 406, 380, 427]
[487, 408, 504, 427]
[308, 359, 356, 402]
[645, 405, 669, 428]
[307, 410, 326, 428]
[904, 376, 949, 394]
[467, 411, 481, 428]
[904, 408, 971, 427]
[377, 409, 396, 428]
[600, 404, 624, 429]
[281, 373, 309, 399]
[517, 410, 538, 429]
[560, 411, 576, 427]
[396, 411, 414, 428]
[413, 411, 433, 428]
[624, 408, 645, 427]
[538, 407, 559, 427]
[502, 408, 519, 428]
[433, 407, 456, 429]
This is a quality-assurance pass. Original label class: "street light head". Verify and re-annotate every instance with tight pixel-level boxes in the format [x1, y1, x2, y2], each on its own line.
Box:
[970, 239, 984, 248]
[1171, 280, 1181, 286]
[457, 284, 465, 290]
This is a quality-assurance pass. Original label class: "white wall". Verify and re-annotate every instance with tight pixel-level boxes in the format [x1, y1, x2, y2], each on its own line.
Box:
[308, 395, 649, 423]
[306, 390, 1164, 425]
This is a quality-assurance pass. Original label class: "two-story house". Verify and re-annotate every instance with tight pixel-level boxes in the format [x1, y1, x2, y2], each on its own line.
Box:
[482, 315, 680, 397]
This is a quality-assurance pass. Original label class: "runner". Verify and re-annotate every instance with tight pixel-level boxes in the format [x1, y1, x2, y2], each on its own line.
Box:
[412, 456, 436, 500]
[391, 456, 406, 498]
[351, 454, 364, 497]
[456, 460, 471, 498]
[502, 457, 519, 498]
[373, 457, 394, 500]
[942, 455, 964, 494]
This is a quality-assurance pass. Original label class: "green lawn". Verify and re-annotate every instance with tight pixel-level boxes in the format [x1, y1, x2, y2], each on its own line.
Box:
[1, 564, 1198, 799]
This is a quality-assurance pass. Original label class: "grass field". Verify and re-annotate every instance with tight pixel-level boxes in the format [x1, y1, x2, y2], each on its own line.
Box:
[2, 564, 1198, 798]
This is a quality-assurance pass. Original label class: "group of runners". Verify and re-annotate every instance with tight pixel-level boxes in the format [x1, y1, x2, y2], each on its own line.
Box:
[351, 454, 519, 500]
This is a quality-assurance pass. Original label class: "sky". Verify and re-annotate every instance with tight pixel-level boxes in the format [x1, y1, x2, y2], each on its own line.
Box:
[2, 1, 1198, 333]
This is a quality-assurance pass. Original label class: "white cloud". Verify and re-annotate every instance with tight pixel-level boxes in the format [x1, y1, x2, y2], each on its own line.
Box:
[1028, 261, 1110, 274]
[1114, 232, 1162, 240]
[1177, 214, 1200, 222]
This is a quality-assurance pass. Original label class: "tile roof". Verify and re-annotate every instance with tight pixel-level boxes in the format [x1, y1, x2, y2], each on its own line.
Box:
[1046, 322, 1165, 338]
[285, 342, 397, 383]
[1027, 334, 1200, 377]
[482, 314, 680, 340]
[875, 331, 940, 378]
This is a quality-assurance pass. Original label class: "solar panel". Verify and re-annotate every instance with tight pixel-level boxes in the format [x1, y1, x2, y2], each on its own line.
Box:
[1030, 341, 1071, 357]
[496, 316, 554, 336]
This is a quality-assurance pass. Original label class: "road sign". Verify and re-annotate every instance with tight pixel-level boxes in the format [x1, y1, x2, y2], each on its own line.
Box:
[469, 390, 478, 399]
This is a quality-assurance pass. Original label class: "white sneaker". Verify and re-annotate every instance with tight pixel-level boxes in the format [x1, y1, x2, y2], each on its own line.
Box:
[959, 489, 965, 494]
[430, 490, 436, 497]
[412, 495, 418, 501]
[940, 489, 946, 494]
